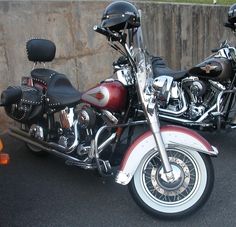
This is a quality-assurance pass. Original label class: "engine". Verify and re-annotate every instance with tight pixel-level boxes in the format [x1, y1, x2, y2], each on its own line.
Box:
[181, 77, 225, 120]
[75, 104, 119, 156]
[77, 105, 97, 129]
[157, 76, 225, 121]
[189, 80, 206, 98]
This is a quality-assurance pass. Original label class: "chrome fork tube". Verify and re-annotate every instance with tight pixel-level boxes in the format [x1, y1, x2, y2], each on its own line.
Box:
[147, 109, 173, 176]
[130, 46, 173, 180]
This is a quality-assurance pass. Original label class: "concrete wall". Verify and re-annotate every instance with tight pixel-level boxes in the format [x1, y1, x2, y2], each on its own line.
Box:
[139, 2, 234, 69]
[0, 1, 234, 130]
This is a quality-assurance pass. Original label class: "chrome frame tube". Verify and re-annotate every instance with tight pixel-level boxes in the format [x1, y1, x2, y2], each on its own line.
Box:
[94, 120, 148, 156]
[93, 120, 147, 176]
[216, 89, 236, 113]
[98, 133, 116, 153]
[159, 114, 195, 124]
[93, 126, 117, 155]
[66, 120, 79, 153]
[196, 104, 217, 122]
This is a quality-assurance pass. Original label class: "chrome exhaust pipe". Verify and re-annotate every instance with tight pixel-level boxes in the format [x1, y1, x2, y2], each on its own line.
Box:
[159, 114, 212, 127]
[8, 127, 82, 163]
[159, 114, 195, 124]
[9, 126, 78, 154]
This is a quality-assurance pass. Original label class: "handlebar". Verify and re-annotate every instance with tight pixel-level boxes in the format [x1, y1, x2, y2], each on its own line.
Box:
[211, 48, 220, 53]
[224, 22, 236, 30]
[211, 40, 230, 53]
[93, 25, 109, 36]
[93, 24, 135, 71]
[93, 25, 122, 42]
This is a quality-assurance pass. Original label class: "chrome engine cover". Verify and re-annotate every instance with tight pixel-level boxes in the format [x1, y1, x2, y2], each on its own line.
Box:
[153, 76, 174, 106]
[190, 81, 206, 97]
[77, 105, 96, 129]
[29, 124, 44, 140]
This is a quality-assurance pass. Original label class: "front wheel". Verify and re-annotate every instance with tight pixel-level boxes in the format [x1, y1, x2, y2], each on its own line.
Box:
[128, 148, 214, 219]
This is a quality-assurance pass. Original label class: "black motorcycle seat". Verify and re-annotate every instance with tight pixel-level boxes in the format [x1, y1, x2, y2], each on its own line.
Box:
[31, 68, 81, 108]
[152, 56, 188, 80]
[31, 68, 58, 85]
[46, 73, 82, 108]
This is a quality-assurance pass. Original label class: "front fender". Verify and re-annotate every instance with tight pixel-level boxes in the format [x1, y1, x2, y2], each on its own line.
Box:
[115, 125, 218, 185]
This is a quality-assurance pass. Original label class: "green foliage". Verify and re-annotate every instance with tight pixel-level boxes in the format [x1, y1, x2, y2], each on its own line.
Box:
[153, 0, 235, 5]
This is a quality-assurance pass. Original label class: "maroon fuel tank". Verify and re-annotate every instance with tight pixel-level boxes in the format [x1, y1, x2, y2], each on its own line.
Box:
[81, 80, 127, 112]
[189, 57, 232, 82]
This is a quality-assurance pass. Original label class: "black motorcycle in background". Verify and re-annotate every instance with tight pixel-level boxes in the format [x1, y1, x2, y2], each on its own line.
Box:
[143, 4, 236, 131]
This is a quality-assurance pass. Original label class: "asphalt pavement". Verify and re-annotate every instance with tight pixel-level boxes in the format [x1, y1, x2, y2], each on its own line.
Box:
[0, 130, 236, 227]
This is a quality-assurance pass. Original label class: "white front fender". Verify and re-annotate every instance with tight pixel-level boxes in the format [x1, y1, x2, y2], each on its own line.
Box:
[115, 125, 218, 185]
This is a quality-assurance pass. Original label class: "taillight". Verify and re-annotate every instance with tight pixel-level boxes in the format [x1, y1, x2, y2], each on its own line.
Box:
[0, 139, 10, 165]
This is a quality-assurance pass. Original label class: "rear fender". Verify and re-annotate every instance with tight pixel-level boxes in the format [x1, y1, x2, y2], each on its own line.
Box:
[115, 125, 218, 185]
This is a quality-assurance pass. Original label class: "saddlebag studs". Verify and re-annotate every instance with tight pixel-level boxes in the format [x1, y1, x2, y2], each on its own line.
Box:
[3, 85, 43, 123]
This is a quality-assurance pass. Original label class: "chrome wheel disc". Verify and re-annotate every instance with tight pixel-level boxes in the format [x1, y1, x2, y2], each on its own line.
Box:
[129, 134, 213, 218]
[142, 149, 198, 204]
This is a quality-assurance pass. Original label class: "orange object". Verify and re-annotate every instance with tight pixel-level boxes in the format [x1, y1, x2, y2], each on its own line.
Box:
[0, 153, 10, 165]
[0, 139, 3, 152]
[116, 127, 123, 137]
[95, 92, 104, 100]
[0, 139, 9, 165]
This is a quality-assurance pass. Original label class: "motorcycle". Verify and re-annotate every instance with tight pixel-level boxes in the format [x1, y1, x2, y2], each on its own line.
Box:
[0, 1, 218, 219]
[147, 23, 236, 131]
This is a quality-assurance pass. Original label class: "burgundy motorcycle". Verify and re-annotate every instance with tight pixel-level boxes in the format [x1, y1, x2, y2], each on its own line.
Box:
[0, 1, 218, 219]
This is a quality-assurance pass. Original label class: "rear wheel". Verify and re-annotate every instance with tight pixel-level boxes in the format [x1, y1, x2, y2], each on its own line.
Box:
[128, 148, 214, 219]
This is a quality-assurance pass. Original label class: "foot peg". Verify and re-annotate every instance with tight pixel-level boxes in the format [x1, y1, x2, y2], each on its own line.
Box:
[99, 159, 113, 176]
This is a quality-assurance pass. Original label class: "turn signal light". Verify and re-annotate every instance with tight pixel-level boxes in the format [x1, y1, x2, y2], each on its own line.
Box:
[0, 139, 3, 152]
[0, 153, 10, 165]
[0, 139, 10, 165]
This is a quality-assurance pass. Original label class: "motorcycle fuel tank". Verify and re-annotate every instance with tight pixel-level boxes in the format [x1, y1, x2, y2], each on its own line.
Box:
[81, 80, 127, 112]
[189, 57, 232, 81]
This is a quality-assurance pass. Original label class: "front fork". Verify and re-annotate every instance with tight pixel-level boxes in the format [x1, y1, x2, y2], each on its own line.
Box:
[133, 49, 174, 181]
[146, 106, 174, 181]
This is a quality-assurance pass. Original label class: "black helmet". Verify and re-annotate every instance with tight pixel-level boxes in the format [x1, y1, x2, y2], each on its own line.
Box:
[101, 1, 140, 32]
[228, 3, 236, 25]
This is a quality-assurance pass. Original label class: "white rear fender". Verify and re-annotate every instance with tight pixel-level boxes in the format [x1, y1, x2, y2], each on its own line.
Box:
[115, 125, 218, 185]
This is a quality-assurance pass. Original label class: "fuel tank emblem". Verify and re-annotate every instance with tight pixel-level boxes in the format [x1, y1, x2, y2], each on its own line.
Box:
[81, 86, 109, 107]
[200, 64, 218, 74]
[94, 92, 105, 100]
